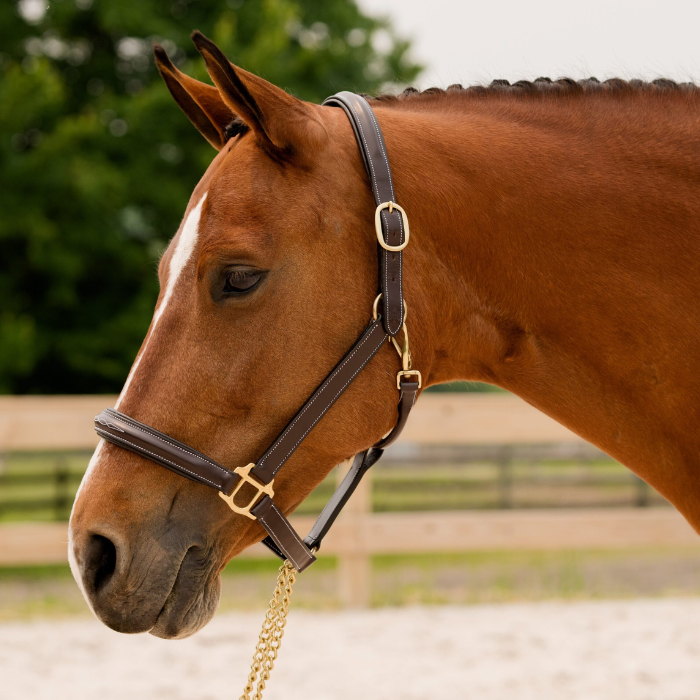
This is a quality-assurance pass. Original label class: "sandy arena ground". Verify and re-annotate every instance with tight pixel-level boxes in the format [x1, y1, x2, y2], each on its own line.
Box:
[2, 599, 700, 700]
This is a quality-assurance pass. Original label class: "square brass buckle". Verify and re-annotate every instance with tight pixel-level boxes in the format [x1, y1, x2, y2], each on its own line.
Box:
[219, 463, 275, 520]
[397, 369, 422, 390]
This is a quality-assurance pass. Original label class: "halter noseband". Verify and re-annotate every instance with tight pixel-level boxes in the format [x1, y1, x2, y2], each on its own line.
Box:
[94, 92, 420, 572]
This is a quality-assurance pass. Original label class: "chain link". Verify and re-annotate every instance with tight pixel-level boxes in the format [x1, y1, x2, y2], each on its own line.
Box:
[240, 560, 297, 700]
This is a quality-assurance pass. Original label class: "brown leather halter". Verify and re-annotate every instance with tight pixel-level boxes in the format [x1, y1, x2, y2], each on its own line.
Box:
[94, 92, 420, 572]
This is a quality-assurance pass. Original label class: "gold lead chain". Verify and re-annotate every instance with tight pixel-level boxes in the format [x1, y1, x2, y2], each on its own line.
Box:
[240, 560, 297, 700]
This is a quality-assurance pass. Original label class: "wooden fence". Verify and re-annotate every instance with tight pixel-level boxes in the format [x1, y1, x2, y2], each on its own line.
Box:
[0, 442, 664, 523]
[1, 395, 699, 607]
[0, 393, 588, 451]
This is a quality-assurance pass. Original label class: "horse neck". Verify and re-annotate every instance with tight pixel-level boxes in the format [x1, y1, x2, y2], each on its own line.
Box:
[379, 96, 700, 526]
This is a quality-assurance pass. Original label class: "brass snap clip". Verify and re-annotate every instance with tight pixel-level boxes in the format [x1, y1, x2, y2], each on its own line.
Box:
[375, 201, 409, 252]
[390, 322, 422, 389]
[219, 463, 275, 520]
[371, 295, 420, 389]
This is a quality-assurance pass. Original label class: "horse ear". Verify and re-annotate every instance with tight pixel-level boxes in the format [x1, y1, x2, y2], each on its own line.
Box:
[153, 44, 234, 150]
[191, 31, 326, 160]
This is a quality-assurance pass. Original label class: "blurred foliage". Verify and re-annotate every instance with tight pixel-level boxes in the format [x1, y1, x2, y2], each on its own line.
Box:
[0, 0, 421, 394]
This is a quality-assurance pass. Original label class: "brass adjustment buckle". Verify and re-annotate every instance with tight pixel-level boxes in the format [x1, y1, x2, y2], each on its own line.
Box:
[219, 463, 275, 520]
[375, 201, 409, 252]
[397, 369, 422, 390]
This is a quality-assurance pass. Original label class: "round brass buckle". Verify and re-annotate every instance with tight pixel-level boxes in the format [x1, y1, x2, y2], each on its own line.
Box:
[375, 201, 409, 252]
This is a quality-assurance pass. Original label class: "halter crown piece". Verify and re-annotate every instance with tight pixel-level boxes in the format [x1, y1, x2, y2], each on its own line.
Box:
[93, 92, 420, 698]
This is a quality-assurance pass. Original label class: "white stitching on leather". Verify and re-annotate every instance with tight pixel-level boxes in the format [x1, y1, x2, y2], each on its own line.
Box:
[364, 100, 396, 201]
[266, 325, 387, 476]
[344, 99, 380, 196]
[351, 94, 404, 336]
[380, 207, 405, 336]
[257, 506, 310, 569]
[95, 429, 222, 489]
[106, 412, 230, 476]
[257, 513, 290, 561]
[259, 322, 385, 473]
[271, 503, 308, 549]
[94, 416, 124, 432]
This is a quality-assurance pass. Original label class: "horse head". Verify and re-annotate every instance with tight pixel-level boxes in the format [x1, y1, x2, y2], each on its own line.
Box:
[68, 32, 424, 639]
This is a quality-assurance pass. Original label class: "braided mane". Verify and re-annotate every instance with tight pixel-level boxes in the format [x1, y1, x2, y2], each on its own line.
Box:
[365, 77, 699, 106]
[223, 77, 698, 142]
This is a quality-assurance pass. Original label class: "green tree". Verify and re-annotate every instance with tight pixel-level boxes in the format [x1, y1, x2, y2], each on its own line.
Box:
[0, 0, 420, 394]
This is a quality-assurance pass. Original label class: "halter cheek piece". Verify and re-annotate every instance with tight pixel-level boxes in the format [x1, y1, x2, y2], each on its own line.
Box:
[94, 92, 420, 573]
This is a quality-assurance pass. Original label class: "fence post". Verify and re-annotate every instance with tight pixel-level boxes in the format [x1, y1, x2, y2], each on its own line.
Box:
[336, 460, 372, 608]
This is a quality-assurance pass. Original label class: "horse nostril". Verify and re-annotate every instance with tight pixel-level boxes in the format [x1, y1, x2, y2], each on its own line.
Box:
[84, 533, 118, 594]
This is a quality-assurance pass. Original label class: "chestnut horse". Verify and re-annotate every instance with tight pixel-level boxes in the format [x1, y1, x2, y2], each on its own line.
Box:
[69, 32, 700, 639]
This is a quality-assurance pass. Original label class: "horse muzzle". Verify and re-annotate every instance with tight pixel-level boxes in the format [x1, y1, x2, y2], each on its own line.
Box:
[68, 444, 227, 639]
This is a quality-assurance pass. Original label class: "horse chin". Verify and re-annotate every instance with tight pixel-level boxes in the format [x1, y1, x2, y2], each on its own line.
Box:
[149, 551, 222, 640]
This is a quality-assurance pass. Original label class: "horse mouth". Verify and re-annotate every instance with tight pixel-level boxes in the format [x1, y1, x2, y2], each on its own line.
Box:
[149, 546, 222, 640]
[74, 529, 222, 639]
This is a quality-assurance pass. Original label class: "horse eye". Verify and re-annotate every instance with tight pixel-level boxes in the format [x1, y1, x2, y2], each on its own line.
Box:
[224, 270, 262, 294]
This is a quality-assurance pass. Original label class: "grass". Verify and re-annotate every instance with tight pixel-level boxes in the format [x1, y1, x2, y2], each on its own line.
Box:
[3, 547, 700, 622]
[425, 381, 505, 393]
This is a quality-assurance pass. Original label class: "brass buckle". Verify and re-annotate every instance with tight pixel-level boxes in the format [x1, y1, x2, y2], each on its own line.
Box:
[397, 369, 422, 390]
[219, 463, 275, 520]
[375, 201, 409, 252]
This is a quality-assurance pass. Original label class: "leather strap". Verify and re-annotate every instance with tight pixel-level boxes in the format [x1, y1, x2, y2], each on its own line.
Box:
[299, 376, 419, 553]
[95, 409, 238, 494]
[375, 376, 419, 450]
[323, 92, 406, 336]
[252, 318, 387, 483]
[251, 497, 317, 571]
[95, 408, 317, 570]
[303, 448, 382, 551]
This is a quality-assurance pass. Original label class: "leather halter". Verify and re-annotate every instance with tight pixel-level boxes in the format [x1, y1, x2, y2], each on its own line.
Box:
[94, 92, 420, 573]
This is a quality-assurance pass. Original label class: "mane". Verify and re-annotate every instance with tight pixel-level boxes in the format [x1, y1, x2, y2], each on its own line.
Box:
[223, 77, 699, 141]
[364, 77, 699, 106]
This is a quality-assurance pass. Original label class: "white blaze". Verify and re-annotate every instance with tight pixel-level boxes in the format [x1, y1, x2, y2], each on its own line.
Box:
[116, 192, 207, 409]
[69, 193, 207, 589]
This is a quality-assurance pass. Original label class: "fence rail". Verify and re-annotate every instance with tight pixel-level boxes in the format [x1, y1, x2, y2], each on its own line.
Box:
[0, 393, 585, 451]
[0, 444, 665, 523]
[0, 450, 91, 522]
[0, 395, 696, 608]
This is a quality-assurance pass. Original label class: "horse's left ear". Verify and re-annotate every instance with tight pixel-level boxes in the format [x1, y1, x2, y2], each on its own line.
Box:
[191, 31, 327, 161]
